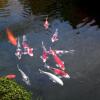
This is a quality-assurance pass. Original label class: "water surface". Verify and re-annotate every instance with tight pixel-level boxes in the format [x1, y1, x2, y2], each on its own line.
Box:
[0, 0, 100, 100]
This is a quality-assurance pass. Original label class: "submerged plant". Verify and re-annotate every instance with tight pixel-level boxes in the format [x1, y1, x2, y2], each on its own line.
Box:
[0, 77, 32, 100]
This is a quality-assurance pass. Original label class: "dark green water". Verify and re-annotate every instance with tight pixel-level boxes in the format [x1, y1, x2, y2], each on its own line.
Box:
[0, 0, 100, 100]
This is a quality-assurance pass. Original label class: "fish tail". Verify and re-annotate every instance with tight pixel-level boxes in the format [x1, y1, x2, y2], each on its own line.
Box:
[69, 50, 75, 54]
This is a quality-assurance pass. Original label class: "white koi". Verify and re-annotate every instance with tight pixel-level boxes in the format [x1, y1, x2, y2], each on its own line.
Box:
[17, 65, 31, 85]
[39, 69, 64, 86]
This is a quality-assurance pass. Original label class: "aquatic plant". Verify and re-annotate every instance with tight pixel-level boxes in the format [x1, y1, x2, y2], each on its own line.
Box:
[0, 77, 32, 100]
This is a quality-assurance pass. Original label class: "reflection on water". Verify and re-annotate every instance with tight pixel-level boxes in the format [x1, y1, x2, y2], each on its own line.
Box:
[0, 0, 100, 100]
[0, 0, 9, 17]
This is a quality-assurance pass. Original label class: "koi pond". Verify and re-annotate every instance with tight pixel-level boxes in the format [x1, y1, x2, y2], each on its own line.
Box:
[0, 0, 100, 100]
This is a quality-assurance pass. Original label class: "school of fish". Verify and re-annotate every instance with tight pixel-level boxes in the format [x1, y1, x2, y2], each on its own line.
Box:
[1, 17, 75, 86]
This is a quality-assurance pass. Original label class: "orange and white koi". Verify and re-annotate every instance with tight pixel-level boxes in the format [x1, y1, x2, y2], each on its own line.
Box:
[51, 29, 59, 43]
[50, 48, 65, 70]
[44, 64, 70, 79]
[40, 41, 49, 63]
[6, 28, 17, 46]
[44, 17, 49, 30]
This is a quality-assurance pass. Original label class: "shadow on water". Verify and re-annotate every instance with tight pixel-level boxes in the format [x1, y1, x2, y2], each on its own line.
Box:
[0, 0, 100, 100]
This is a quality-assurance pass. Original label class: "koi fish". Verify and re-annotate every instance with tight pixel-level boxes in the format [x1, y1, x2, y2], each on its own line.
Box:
[17, 65, 31, 85]
[40, 41, 49, 63]
[39, 69, 64, 86]
[44, 17, 49, 30]
[51, 28, 59, 43]
[6, 28, 17, 46]
[6, 74, 16, 79]
[44, 64, 70, 79]
[15, 37, 22, 60]
[50, 48, 65, 70]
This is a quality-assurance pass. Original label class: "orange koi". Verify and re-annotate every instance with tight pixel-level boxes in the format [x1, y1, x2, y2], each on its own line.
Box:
[6, 28, 17, 46]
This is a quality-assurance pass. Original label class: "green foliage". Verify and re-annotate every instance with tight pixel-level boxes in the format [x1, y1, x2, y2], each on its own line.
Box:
[0, 77, 32, 100]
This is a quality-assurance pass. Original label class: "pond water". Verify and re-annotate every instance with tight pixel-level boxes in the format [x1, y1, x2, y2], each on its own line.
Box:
[0, 0, 100, 100]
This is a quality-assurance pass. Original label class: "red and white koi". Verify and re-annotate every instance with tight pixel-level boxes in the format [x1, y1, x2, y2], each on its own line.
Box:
[44, 17, 49, 30]
[40, 41, 49, 63]
[51, 29, 59, 43]
[44, 64, 70, 79]
[6, 74, 16, 79]
[50, 48, 65, 70]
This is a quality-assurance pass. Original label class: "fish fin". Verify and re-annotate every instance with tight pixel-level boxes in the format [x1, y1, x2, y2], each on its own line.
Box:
[69, 50, 75, 54]
[39, 69, 43, 74]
